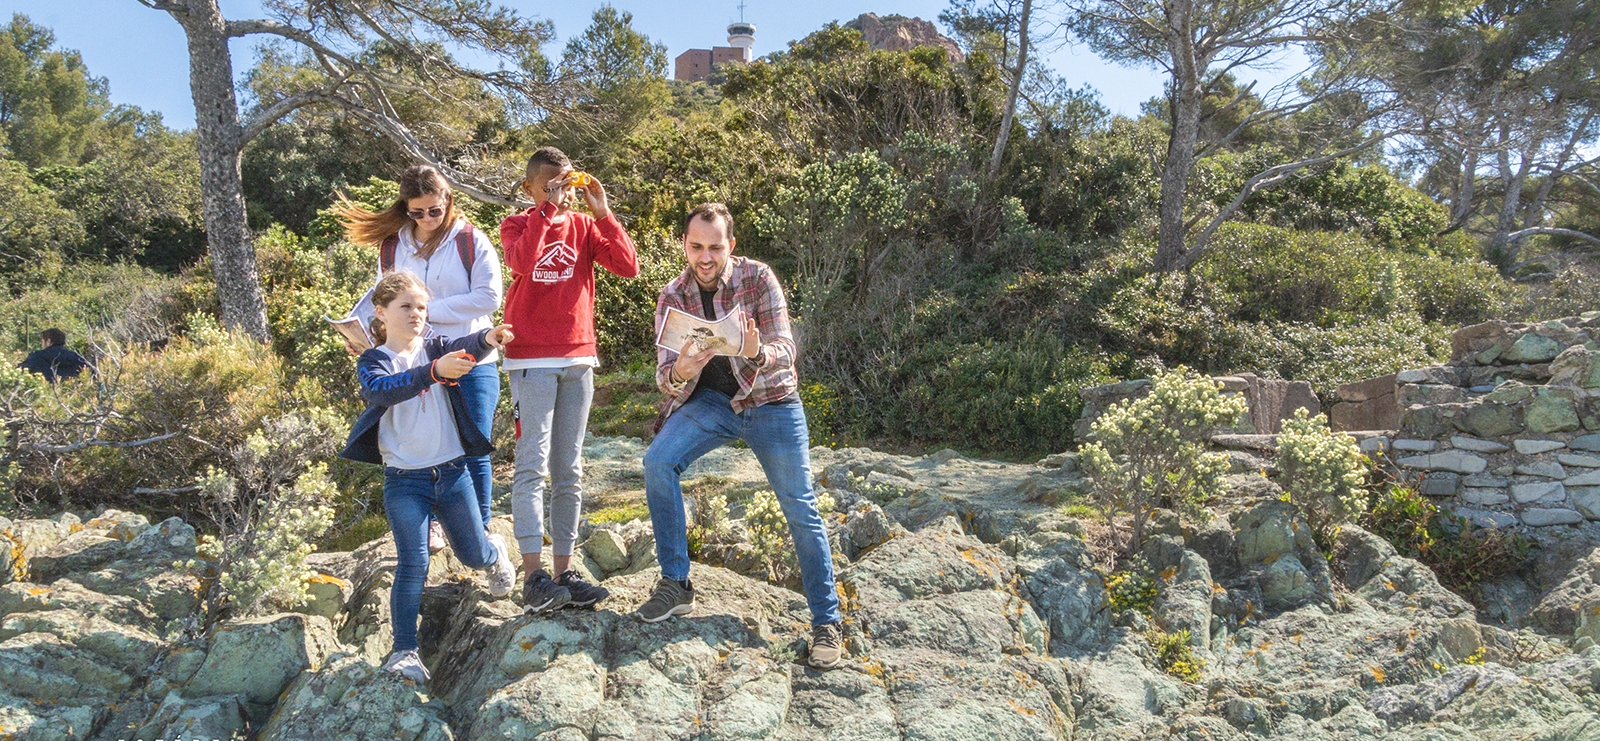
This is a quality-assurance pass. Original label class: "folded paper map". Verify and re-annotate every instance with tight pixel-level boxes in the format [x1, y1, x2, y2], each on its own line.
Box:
[655, 306, 746, 357]
[325, 314, 374, 351]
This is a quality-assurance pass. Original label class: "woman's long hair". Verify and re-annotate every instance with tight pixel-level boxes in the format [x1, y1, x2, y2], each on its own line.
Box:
[369, 271, 430, 346]
[333, 165, 460, 261]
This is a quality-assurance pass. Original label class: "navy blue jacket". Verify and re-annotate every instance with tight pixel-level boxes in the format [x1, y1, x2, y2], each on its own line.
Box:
[339, 330, 495, 466]
[19, 345, 90, 383]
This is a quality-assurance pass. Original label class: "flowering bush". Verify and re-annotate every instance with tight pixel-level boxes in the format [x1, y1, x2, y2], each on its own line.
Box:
[746, 488, 835, 583]
[1080, 367, 1246, 554]
[1276, 408, 1368, 545]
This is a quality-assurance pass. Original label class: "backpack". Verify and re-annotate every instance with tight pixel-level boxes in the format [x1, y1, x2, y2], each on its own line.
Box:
[380, 228, 477, 276]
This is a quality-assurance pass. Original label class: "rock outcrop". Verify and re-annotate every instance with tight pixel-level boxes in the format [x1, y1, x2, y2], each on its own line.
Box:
[4, 437, 1600, 739]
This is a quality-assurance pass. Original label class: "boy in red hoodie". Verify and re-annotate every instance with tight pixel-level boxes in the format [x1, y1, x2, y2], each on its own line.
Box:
[499, 146, 639, 613]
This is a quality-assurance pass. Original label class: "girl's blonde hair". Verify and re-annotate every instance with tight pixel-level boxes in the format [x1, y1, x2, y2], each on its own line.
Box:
[332, 165, 460, 261]
[369, 271, 429, 345]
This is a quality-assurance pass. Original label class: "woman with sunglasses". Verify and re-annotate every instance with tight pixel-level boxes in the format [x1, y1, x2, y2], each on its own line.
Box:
[335, 165, 505, 546]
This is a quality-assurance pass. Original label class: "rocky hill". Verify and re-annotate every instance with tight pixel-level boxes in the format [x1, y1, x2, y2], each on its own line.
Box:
[4, 433, 1600, 740]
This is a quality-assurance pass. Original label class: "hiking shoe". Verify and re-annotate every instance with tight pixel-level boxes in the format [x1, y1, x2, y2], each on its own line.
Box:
[808, 622, 844, 669]
[556, 569, 610, 608]
[635, 578, 695, 623]
[484, 533, 516, 598]
[522, 569, 572, 614]
[382, 649, 431, 683]
[428, 520, 446, 553]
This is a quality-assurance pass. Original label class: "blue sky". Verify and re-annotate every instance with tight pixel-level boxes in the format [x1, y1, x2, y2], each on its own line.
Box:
[7, 1, 1299, 129]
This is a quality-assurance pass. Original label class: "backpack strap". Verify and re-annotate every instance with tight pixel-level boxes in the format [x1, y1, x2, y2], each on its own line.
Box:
[455, 228, 477, 276]
[379, 235, 399, 274]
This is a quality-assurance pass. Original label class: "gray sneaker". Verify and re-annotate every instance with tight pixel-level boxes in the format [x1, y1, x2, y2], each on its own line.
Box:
[382, 649, 431, 683]
[635, 578, 695, 623]
[807, 621, 844, 669]
[484, 533, 516, 598]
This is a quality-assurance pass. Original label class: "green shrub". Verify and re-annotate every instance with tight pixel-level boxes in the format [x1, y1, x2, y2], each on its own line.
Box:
[1080, 367, 1246, 554]
[178, 408, 344, 624]
[595, 231, 682, 369]
[1105, 556, 1158, 616]
[746, 487, 835, 583]
[588, 502, 649, 524]
[1146, 628, 1205, 682]
[1276, 409, 1368, 546]
[1362, 485, 1532, 599]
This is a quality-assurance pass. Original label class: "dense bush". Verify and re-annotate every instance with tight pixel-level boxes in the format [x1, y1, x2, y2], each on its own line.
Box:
[1363, 485, 1531, 599]
[1276, 409, 1369, 546]
[1080, 367, 1247, 554]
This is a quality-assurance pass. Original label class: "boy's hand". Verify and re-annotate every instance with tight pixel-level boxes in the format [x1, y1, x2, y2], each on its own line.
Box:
[434, 350, 475, 380]
[486, 324, 516, 349]
[575, 174, 611, 220]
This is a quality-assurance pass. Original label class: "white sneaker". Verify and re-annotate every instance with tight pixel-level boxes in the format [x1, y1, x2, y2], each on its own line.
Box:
[484, 533, 516, 598]
[382, 649, 430, 683]
[428, 521, 446, 553]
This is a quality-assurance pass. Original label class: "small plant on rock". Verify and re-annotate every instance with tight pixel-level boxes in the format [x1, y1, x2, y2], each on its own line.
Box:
[1146, 628, 1205, 682]
[1276, 408, 1368, 547]
[1105, 556, 1159, 617]
[1080, 367, 1247, 555]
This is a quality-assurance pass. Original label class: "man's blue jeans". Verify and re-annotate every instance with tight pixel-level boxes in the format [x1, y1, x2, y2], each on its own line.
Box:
[455, 362, 501, 522]
[384, 457, 501, 652]
[643, 390, 840, 626]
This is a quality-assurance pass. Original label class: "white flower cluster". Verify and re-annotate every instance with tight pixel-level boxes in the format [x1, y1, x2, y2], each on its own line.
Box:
[745, 488, 834, 582]
[1275, 408, 1368, 543]
[1080, 367, 1248, 554]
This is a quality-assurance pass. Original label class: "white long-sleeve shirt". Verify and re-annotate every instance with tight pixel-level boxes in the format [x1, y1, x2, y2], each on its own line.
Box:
[352, 218, 504, 364]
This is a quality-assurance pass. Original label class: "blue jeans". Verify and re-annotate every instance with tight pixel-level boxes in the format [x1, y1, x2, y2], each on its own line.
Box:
[643, 390, 840, 626]
[384, 457, 501, 652]
[455, 362, 500, 523]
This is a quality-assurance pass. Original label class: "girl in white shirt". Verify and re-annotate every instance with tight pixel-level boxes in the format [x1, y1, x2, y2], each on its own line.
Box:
[335, 165, 505, 550]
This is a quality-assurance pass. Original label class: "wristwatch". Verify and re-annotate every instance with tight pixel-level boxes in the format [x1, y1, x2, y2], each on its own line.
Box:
[752, 348, 767, 367]
[665, 364, 689, 394]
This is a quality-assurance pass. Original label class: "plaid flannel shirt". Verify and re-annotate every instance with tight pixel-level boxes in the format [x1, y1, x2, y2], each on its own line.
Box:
[655, 256, 798, 418]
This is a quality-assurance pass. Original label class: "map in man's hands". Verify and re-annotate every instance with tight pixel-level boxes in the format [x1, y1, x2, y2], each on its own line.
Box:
[655, 307, 746, 357]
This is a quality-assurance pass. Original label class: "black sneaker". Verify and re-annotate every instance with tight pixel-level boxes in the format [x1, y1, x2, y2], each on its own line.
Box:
[556, 569, 610, 608]
[522, 569, 572, 614]
[634, 578, 695, 623]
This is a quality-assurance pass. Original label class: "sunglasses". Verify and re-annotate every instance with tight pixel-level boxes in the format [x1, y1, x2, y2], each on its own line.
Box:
[406, 206, 447, 219]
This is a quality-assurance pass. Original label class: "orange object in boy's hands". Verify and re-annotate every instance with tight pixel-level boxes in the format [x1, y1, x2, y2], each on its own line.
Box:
[567, 171, 594, 188]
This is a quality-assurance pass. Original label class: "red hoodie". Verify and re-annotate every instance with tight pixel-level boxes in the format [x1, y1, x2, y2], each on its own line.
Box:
[500, 200, 639, 359]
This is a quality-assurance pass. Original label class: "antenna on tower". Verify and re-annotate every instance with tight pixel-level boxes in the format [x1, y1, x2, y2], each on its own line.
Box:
[737, 1, 747, 22]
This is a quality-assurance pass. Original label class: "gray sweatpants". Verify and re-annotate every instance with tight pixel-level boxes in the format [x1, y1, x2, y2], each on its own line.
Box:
[508, 365, 594, 556]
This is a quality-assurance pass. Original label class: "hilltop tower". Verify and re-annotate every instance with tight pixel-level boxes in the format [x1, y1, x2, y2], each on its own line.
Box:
[674, 5, 756, 82]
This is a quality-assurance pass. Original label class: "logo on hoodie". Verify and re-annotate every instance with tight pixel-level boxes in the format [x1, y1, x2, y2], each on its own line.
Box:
[531, 241, 577, 283]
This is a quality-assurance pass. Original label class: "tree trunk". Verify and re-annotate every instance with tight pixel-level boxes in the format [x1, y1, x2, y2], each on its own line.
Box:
[172, 0, 270, 341]
[1154, 77, 1203, 271]
[987, 0, 1032, 179]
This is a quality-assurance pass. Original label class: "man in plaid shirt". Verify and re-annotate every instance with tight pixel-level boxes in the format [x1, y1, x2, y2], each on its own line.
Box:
[634, 203, 844, 670]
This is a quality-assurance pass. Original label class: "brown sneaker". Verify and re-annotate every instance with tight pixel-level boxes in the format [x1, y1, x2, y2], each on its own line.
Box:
[807, 621, 844, 669]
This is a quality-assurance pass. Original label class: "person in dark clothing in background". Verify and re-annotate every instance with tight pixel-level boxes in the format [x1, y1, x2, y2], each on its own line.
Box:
[18, 329, 89, 383]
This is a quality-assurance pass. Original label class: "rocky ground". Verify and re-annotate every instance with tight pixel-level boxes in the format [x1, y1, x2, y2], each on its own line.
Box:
[3, 435, 1600, 740]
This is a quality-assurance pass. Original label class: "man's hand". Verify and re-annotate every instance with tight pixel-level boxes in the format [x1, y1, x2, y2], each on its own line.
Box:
[739, 317, 761, 359]
[486, 324, 516, 349]
[434, 349, 475, 380]
[671, 340, 717, 384]
[575, 173, 611, 220]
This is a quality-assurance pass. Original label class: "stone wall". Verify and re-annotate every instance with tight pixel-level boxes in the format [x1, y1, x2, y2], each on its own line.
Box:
[1075, 372, 1320, 441]
[1369, 313, 1600, 528]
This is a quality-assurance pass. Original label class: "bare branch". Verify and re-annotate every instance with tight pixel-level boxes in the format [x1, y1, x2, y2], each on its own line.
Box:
[24, 431, 180, 456]
[1177, 133, 1390, 271]
[239, 83, 344, 145]
[1504, 227, 1600, 248]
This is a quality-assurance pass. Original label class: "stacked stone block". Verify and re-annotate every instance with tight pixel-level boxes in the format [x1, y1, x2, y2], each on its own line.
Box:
[1382, 312, 1600, 528]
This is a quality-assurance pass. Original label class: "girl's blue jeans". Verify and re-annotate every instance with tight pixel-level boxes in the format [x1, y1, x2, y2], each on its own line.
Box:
[384, 457, 500, 652]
